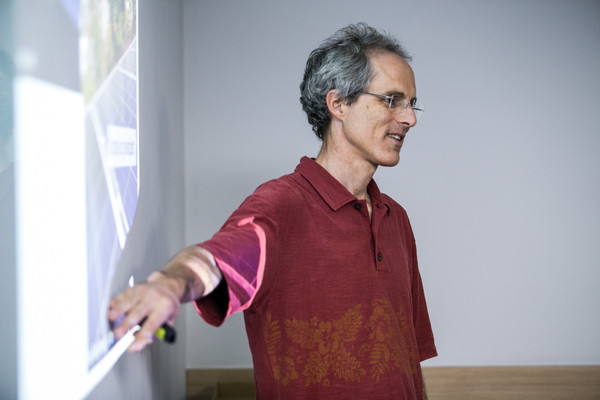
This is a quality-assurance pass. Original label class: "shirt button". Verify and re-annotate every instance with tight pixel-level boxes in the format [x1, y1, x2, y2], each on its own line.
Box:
[355, 203, 362, 210]
[377, 253, 383, 261]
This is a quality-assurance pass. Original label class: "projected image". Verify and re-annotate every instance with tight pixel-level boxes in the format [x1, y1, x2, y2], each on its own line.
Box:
[79, 0, 139, 369]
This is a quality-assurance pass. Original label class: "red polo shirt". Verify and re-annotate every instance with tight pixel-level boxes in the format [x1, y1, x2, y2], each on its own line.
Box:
[196, 156, 437, 399]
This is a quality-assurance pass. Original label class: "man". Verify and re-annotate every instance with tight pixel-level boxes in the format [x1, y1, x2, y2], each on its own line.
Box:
[109, 23, 436, 399]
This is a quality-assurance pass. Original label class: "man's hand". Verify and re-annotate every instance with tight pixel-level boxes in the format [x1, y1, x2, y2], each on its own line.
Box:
[108, 272, 182, 352]
[107, 245, 222, 352]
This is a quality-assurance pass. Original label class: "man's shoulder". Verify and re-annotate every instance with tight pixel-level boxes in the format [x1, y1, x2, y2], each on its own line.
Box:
[248, 170, 308, 205]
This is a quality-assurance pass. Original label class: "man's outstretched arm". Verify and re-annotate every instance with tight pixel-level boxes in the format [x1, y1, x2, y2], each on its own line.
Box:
[107, 245, 222, 352]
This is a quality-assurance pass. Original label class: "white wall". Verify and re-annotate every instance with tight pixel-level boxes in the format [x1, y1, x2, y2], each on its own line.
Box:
[0, 1, 16, 397]
[4, 1, 187, 398]
[87, 1, 187, 399]
[183, 0, 600, 368]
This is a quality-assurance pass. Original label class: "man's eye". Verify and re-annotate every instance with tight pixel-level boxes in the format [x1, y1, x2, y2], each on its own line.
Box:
[388, 96, 400, 107]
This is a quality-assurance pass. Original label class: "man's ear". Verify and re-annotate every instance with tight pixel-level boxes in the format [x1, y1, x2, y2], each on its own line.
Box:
[326, 89, 345, 120]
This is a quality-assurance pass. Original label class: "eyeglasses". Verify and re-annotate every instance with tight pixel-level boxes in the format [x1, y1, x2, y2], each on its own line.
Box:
[362, 91, 424, 119]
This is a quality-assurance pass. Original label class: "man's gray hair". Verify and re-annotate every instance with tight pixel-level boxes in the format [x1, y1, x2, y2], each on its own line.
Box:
[299, 23, 411, 139]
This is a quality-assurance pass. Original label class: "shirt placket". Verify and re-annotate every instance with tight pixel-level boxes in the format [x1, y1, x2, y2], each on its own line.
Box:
[370, 200, 388, 271]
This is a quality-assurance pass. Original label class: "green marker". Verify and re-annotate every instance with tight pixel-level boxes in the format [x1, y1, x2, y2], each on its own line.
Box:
[139, 317, 176, 343]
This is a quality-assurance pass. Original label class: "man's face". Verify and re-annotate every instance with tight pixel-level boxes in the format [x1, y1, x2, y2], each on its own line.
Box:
[340, 51, 418, 168]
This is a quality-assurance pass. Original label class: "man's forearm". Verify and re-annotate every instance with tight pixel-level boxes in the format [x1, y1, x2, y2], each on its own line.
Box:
[151, 245, 222, 303]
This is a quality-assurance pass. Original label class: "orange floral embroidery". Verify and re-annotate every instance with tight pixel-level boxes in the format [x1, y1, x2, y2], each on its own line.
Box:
[367, 298, 418, 382]
[264, 312, 298, 385]
[288, 305, 365, 386]
[263, 299, 416, 387]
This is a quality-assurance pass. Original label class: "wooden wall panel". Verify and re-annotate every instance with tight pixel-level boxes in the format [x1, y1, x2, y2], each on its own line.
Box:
[187, 366, 600, 400]
[423, 366, 600, 400]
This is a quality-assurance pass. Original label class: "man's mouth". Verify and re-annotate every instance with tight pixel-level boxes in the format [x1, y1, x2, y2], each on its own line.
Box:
[387, 133, 405, 143]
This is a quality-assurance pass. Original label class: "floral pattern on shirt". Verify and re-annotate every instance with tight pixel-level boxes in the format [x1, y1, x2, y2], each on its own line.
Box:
[263, 297, 418, 387]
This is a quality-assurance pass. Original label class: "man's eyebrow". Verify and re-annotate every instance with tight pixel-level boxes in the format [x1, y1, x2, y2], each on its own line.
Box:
[388, 91, 418, 102]
[386, 91, 407, 99]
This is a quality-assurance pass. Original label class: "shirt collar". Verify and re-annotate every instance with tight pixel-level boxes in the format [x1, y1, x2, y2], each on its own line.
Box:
[295, 156, 388, 212]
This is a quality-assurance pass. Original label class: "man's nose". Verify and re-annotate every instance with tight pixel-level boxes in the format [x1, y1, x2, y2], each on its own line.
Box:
[395, 106, 417, 127]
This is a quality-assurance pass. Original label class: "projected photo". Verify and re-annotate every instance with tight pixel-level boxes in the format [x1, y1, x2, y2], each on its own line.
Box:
[79, 0, 139, 369]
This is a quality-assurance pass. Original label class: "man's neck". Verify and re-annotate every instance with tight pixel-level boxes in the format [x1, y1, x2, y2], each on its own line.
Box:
[314, 147, 376, 202]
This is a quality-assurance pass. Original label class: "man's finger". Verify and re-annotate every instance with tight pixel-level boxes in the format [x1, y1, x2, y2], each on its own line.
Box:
[128, 329, 154, 353]
[108, 286, 140, 321]
[127, 314, 171, 352]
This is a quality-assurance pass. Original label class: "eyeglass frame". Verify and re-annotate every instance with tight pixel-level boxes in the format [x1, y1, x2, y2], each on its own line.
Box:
[362, 91, 424, 116]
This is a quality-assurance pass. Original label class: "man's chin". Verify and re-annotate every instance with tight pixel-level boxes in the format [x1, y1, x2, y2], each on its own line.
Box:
[379, 157, 401, 168]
